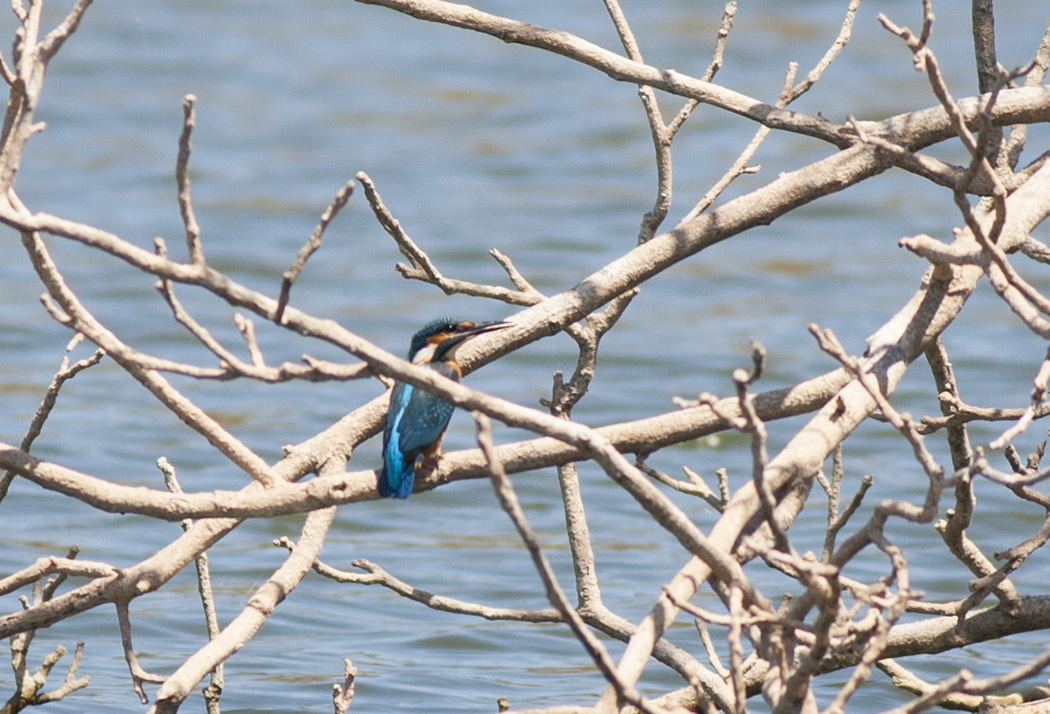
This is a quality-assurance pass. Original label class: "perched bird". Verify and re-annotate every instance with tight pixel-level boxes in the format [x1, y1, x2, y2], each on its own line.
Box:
[379, 318, 511, 499]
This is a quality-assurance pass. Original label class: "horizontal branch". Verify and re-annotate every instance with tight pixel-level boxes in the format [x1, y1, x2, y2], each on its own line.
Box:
[659, 596, 1050, 709]
[0, 366, 848, 521]
[0, 443, 377, 519]
[0, 556, 117, 596]
[817, 596, 1050, 682]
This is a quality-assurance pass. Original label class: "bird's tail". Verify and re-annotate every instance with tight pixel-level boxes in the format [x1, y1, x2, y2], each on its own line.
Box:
[378, 451, 415, 499]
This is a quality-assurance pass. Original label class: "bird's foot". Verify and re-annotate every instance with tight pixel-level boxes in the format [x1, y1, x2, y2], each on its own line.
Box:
[420, 450, 441, 471]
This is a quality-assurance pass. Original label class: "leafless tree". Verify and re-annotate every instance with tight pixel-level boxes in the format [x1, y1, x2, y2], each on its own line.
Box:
[2, 0, 1050, 713]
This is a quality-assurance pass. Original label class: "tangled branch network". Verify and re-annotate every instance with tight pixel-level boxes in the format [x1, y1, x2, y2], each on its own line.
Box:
[2, 1, 1050, 713]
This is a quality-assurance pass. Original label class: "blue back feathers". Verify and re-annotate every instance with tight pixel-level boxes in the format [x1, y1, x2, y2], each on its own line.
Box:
[378, 363, 460, 498]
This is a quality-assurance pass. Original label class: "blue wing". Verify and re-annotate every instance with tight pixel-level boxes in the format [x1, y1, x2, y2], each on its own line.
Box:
[379, 366, 458, 498]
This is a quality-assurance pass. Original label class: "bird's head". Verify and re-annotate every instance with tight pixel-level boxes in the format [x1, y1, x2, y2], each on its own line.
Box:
[408, 318, 512, 364]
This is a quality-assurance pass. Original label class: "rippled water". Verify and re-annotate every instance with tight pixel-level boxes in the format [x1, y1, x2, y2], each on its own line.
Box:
[3, 1, 1050, 712]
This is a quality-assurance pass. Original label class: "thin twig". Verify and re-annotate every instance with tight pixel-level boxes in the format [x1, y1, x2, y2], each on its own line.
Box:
[474, 413, 663, 714]
[116, 600, 167, 704]
[275, 178, 355, 323]
[175, 95, 205, 267]
[158, 458, 224, 712]
[332, 658, 357, 714]
[0, 340, 103, 503]
[298, 548, 564, 623]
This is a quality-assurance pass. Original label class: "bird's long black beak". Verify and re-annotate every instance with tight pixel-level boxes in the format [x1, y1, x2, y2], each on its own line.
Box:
[464, 320, 512, 338]
[439, 320, 512, 357]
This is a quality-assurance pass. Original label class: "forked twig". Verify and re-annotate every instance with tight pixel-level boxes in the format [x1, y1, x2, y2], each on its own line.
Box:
[0, 338, 104, 503]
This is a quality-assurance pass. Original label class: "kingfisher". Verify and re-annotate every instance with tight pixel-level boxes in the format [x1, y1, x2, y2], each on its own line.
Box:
[379, 318, 511, 499]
